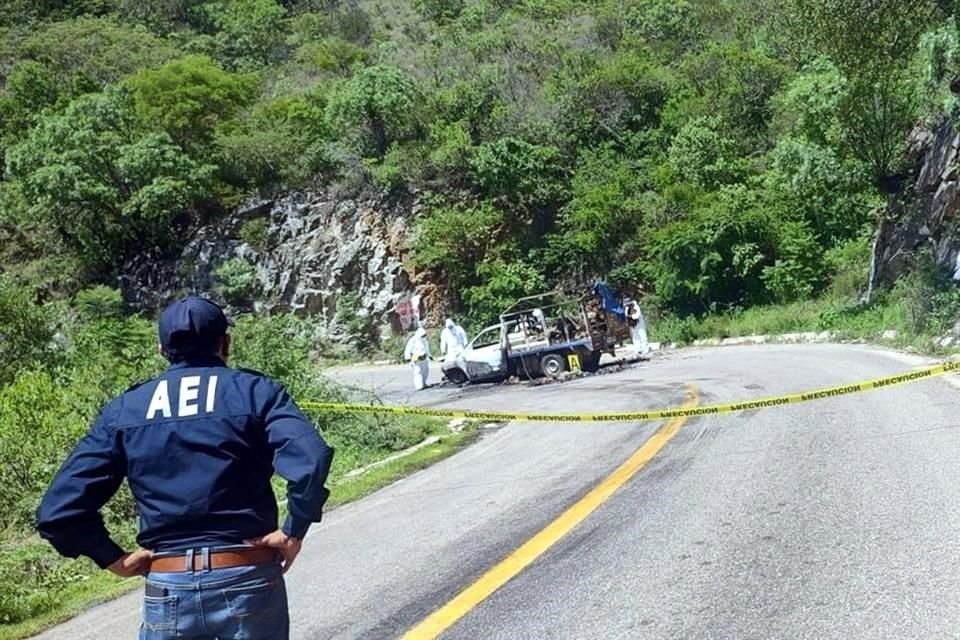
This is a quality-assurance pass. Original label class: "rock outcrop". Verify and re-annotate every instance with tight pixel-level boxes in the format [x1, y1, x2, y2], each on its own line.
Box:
[121, 188, 438, 336]
[869, 120, 960, 296]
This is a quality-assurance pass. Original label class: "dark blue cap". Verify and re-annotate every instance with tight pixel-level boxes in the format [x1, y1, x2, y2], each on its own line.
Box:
[158, 296, 233, 359]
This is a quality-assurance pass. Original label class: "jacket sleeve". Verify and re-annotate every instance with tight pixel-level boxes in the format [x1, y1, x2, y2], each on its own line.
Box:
[263, 384, 334, 539]
[36, 412, 127, 569]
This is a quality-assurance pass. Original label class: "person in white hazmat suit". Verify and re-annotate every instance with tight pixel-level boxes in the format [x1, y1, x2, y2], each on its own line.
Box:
[403, 327, 432, 390]
[626, 301, 650, 355]
[439, 318, 468, 363]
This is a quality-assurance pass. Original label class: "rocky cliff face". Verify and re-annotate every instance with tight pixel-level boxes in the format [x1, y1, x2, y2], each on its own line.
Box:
[121, 188, 441, 336]
[869, 120, 960, 296]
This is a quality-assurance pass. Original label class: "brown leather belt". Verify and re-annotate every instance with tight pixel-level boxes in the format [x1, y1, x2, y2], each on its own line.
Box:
[149, 548, 278, 573]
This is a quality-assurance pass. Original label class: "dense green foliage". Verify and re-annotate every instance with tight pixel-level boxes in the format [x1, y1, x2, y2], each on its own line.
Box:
[7, 88, 216, 272]
[2, 0, 956, 320]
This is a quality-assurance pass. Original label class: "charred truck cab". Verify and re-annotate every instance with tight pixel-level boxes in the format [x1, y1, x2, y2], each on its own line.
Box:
[442, 285, 633, 385]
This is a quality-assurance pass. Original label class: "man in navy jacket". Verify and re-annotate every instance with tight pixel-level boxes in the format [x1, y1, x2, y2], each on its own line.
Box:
[37, 296, 334, 639]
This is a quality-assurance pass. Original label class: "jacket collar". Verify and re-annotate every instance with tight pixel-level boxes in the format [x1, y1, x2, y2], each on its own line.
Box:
[168, 355, 227, 370]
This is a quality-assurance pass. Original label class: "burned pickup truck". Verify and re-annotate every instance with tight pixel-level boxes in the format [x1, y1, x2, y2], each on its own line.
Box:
[441, 285, 633, 385]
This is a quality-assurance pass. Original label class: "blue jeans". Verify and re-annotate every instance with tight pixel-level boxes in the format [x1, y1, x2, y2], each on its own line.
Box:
[140, 552, 288, 640]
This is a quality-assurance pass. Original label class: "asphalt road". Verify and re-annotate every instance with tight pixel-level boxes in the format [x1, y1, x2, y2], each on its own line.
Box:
[34, 344, 960, 639]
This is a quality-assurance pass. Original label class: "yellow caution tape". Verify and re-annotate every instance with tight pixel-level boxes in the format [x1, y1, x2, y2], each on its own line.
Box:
[302, 361, 960, 423]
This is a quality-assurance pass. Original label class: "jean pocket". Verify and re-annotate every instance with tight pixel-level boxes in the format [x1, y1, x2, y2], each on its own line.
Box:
[222, 578, 288, 639]
[141, 595, 178, 639]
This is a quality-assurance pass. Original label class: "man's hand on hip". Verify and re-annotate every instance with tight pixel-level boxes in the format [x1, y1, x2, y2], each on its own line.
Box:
[245, 530, 302, 573]
[107, 549, 153, 577]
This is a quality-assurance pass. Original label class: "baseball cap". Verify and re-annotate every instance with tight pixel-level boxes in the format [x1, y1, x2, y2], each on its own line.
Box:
[158, 296, 233, 359]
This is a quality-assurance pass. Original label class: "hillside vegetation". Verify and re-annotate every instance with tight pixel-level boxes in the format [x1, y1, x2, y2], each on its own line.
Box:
[3, 1, 960, 321]
[5, 0, 960, 633]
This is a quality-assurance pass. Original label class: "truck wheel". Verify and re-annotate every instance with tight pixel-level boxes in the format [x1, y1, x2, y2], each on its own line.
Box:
[540, 353, 567, 378]
[445, 368, 468, 385]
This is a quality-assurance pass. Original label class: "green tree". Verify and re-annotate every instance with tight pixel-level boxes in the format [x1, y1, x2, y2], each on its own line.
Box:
[761, 220, 827, 302]
[776, 0, 939, 184]
[679, 43, 788, 148]
[468, 137, 566, 206]
[118, 0, 202, 30]
[0, 371, 84, 529]
[415, 0, 465, 24]
[14, 17, 177, 89]
[74, 286, 125, 321]
[762, 137, 875, 245]
[667, 116, 741, 189]
[414, 201, 508, 304]
[216, 90, 327, 187]
[325, 65, 420, 158]
[194, 0, 288, 70]
[918, 19, 960, 119]
[770, 58, 846, 149]
[293, 36, 367, 76]
[427, 120, 473, 181]
[0, 61, 61, 154]
[553, 48, 672, 149]
[644, 188, 777, 313]
[0, 0, 117, 25]
[0, 277, 55, 386]
[6, 88, 215, 272]
[430, 76, 501, 145]
[127, 55, 257, 151]
[545, 148, 649, 278]
[462, 259, 547, 322]
[214, 257, 259, 307]
[334, 291, 380, 354]
[229, 313, 316, 398]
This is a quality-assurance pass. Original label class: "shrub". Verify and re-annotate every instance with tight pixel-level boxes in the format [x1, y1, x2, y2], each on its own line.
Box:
[0, 542, 92, 624]
[413, 201, 508, 303]
[469, 137, 567, 205]
[127, 55, 258, 150]
[365, 144, 415, 193]
[324, 65, 420, 158]
[193, 0, 288, 70]
[214, 257, 259, 307]
[761, 221, 827, 303]
[74, 286, 125, 321]
[889, 255, 960, 335]
[462, 260, 547, 323]
[644, 189, 777, 313]
[667, 116, 741, 189]
[334, 291, 381, 355]
[229, 313, 318, 398]
[6, 88, 216, 272]
[824, 235, 872, 301]
[0, 277, 56, 386]
[239, 217, 271, 252]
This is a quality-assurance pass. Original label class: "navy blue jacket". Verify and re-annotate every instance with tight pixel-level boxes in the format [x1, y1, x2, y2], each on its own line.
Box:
[36, 356, 334, 569]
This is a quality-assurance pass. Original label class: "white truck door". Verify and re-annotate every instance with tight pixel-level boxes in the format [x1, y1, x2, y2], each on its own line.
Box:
[460, 325, 506, 380]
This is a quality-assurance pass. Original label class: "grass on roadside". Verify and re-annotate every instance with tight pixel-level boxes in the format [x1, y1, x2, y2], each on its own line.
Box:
[650, 263, 960, 355]
[0, 568, 140, 640]
[646, 237, 960, 352]
[651, 297, 909, 344]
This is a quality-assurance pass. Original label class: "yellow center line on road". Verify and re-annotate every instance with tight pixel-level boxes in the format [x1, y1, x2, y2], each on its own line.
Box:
[401, 385, 701, 640]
